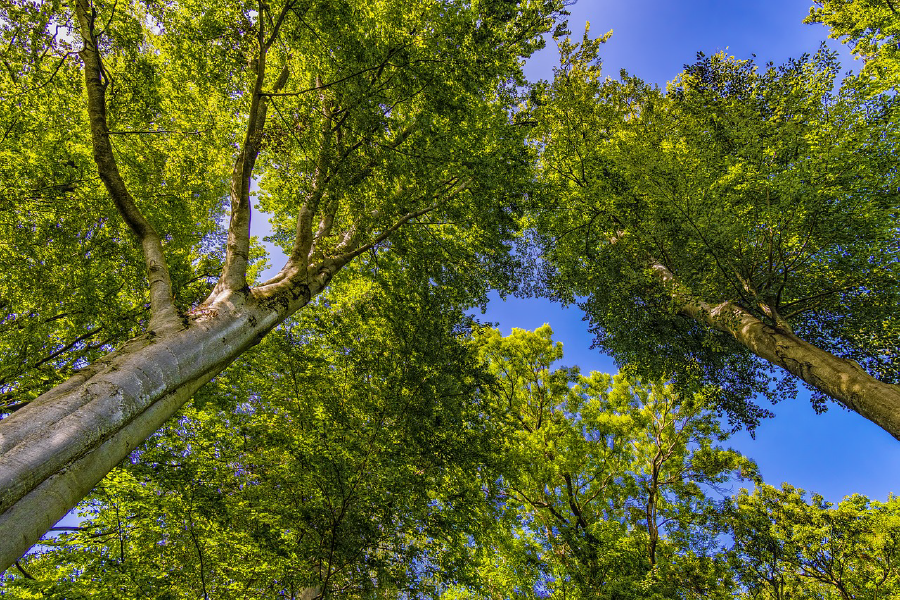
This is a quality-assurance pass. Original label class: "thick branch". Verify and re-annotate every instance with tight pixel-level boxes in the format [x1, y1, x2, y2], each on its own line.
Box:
[14, 561, 34, 580]
[214, 25, 290, 295]
[0, 274, 331, 572]
[75, 0, 178, 332]
[344, 178, 469, 258]
[308, 194, 342, 264]
[562, 473, 589, 530]
[255, 196, 447, 301]
[290, 81, 334, 273]
[650, 259, 900, 441]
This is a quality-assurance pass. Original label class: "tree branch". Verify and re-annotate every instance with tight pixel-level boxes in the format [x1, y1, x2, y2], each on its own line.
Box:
[284, 116, 422, 277]
[14, 560, 35, 580]
[289, 79, 334, 274]
[75, 0, 179, 332]
[649, 257, 900, 440]
[213, 9, 291, 296]
[307, 122, 419, 262]
[334, 178, 468, 264]
[563, 472, 589, 530]
[260, 65, 389, 97]
[31, 325, 105, 371]
[187, 493, 210, 600]
[107, 129, 204, 135]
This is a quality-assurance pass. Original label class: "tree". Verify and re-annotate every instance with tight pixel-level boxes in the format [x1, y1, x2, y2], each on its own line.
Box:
[12, 323, 899, 599]
[2, 269, 504, 597]
[530, 28, 900, 438]
[445, 326, 757, 599]
[0, 0, 566, 570]
[725, 483, 900, 599]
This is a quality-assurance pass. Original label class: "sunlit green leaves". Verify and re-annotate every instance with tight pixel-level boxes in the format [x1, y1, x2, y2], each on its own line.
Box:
[807, 0, 900, 93]
[3, 268, 501, 597]
[724, 483, 900, 599]
[459, 326, 757, 599]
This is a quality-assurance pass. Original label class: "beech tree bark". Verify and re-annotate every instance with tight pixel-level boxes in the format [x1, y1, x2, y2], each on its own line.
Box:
[650, 260, 900, 442]
[0, 280, 322, 572]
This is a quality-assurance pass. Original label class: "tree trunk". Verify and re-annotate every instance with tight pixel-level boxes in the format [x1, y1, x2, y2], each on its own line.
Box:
[645, 463, 660, 569]
[299, 586, 322, 600]
[651, 262, 900, 441]
[0, 279, 324, 572]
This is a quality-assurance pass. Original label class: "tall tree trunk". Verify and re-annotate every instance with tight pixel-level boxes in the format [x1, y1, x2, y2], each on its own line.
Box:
[651, 261, 900, 441]
[645, 462, 660, 569]
[0, 277, 326, 572]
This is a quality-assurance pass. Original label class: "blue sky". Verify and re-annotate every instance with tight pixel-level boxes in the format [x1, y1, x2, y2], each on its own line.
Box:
[477, 0, 900, 504]
[522, 0, 845, 84]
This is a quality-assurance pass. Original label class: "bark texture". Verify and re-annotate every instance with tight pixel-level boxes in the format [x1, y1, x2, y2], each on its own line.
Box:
[0, 276, 327, 572]
[650, 261, 900, 441]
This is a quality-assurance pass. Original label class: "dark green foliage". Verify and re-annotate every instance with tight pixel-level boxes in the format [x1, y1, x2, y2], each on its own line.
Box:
[529, 30, 899, 428]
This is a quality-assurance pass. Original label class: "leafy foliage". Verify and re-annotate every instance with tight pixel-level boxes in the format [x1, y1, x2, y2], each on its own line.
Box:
[3, 269, 502, 598]
[0, 0, 567, 414]
[6, 319, 900, 598]
[529, 28, 899, 426]
[724, 483, 900, 599]
[0, 0, 231, 408]
[447, 326, 758, 599]
[1, 1, 899, 596]
[806, 0, 900, 93]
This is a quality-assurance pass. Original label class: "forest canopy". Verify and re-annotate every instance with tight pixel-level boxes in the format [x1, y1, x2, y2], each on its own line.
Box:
[0, 0, 897, 596]
[7, 319, 900, 598]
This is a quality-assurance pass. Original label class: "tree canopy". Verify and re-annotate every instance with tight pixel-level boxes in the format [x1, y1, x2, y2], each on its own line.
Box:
[806, 0, 900, 92]
[3, 269, 505, 597]
[0, 0, 898, 591]
[0, 0, 566, 569]
[529, 26, 899, 436]
[7, 324, 900, 598]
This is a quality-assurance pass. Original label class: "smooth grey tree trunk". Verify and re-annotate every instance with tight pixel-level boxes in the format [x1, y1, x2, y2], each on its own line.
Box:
[0, 284, 318, 572]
